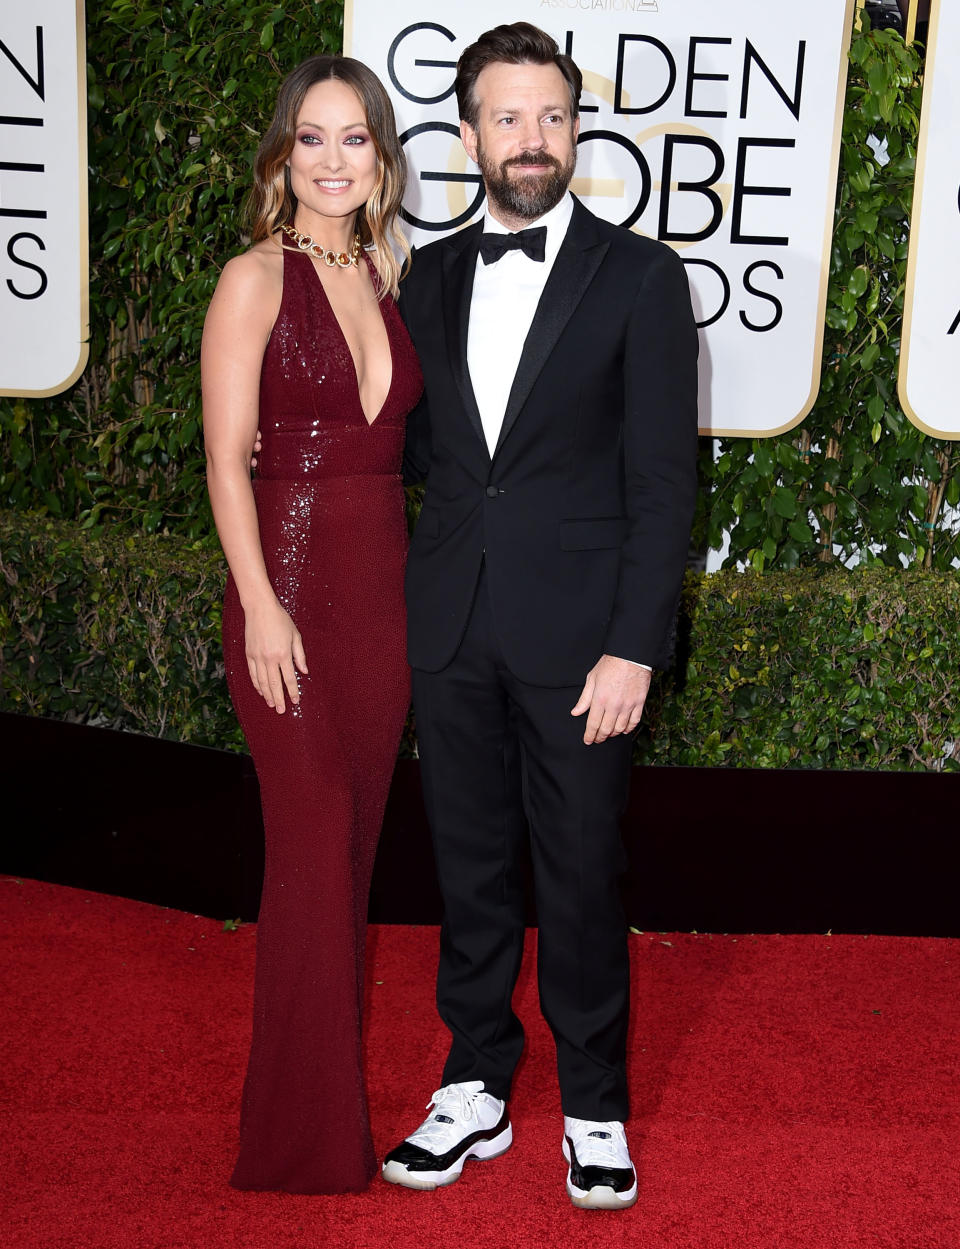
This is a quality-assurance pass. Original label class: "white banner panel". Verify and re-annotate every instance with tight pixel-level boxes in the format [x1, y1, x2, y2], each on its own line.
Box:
[0, 3, 88, 398]
[898, 0, 959, 440]
[346, 0, 853, 436]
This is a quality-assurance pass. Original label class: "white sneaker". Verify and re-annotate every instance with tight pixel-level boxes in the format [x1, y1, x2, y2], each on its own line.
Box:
[562, 1116, 638, 1210]
[381, 1081, 513, 1190]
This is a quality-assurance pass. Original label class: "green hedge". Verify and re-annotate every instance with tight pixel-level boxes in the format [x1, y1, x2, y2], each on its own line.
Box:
[3, 511, 958, 771]
[0, 510, 240, 749]
[638, 566, 960, 771]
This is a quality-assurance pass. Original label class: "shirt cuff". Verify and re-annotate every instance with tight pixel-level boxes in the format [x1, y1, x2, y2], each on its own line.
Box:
[612, 656, 652, 672]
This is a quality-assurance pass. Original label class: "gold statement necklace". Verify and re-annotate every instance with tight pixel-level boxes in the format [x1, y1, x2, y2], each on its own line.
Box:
[281, 223, 361, 269]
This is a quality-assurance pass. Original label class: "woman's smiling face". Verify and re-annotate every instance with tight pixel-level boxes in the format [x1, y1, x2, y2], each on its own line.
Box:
[287, 78, 378, 232]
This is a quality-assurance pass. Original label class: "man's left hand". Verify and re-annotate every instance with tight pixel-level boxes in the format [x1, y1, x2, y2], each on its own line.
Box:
[571, 655, 651, 745]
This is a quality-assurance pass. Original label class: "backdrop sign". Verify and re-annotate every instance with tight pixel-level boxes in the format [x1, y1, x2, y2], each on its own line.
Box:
[345, 0, 854, 436]
[898, 0, 958, 440]
[0, 3, 88, 398]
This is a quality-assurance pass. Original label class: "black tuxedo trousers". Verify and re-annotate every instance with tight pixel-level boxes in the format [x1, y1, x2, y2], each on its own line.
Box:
[413, 565, 635, 1119]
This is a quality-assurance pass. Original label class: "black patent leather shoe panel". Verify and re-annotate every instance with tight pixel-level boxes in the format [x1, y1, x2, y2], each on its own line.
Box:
[384, 1110, 511, 1172]
[566, 1138, 635, 1193]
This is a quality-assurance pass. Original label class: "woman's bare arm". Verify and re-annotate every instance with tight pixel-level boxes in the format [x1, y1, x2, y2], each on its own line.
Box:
[202, 246, 307, 714]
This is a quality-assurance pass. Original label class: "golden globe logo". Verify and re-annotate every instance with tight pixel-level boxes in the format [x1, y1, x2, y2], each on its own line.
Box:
[347, 0, 854, 436]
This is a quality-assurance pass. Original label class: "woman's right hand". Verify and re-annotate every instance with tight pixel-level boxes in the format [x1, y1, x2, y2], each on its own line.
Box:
[243, 597, 308, 714]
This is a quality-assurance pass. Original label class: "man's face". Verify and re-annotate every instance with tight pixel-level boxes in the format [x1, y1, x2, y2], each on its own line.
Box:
[460, 60, 579, 224]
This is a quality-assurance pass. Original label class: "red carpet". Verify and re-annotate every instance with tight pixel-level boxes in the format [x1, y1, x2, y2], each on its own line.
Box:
[2, 876, 959, 1249]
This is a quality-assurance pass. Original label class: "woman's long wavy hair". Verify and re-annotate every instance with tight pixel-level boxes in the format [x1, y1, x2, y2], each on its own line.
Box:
[247, 55, 409, 299]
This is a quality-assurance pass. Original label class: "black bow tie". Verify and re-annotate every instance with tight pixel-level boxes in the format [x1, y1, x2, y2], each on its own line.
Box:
[478, 226, 547, 265]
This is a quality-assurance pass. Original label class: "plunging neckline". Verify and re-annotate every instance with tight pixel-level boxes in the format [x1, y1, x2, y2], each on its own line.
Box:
[297, 246, 396, 428]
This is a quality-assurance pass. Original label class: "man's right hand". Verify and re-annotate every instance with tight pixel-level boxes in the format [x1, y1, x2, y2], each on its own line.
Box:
[571, 654, 651, 744]
[251, 428, 263, 470]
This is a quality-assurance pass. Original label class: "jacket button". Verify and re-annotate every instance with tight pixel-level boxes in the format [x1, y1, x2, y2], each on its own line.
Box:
[485, 485, 499, 498]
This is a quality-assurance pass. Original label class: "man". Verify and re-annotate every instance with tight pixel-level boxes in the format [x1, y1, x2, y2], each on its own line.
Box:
[382, 23, 698, 1211]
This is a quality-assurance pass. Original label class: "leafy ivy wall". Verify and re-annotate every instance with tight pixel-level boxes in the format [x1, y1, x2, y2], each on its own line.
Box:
[1, 0, 343, 539]
[698, 24, 959, 571]
[1, 9, 955, 569]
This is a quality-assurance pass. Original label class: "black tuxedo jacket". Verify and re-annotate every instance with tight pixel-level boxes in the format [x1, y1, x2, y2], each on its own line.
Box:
[399, 198, 699, 686]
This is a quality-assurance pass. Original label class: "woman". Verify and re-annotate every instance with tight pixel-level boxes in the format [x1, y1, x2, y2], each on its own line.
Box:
[201, 55, 422, 1194]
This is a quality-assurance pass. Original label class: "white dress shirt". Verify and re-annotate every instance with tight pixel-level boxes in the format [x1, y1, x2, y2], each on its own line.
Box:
[465, 193, 651, 673]
[467, 194, 573, 456]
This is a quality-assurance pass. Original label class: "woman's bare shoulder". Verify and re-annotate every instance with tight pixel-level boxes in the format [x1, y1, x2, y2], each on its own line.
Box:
[218, 235, 283, 291]
[209, 236, 284, 327]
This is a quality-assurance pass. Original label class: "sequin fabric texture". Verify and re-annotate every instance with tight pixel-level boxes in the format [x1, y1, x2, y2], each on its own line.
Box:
[222, 238, 423, 1194]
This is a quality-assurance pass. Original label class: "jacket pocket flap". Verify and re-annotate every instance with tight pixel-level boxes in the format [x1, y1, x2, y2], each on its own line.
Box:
[559, 517, 626, 551]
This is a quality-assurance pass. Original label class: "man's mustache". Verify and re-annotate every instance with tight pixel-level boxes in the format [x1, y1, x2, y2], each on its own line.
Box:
[504, 153, 561, 169]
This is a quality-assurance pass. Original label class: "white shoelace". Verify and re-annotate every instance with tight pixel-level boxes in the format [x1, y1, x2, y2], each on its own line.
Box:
[568, 1118, 630, 1169]
[408, 1082, 489, 1152]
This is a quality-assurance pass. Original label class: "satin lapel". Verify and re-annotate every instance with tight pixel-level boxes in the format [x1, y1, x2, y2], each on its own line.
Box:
[441, 224, 488, 456]
[493, 201, 609, 461]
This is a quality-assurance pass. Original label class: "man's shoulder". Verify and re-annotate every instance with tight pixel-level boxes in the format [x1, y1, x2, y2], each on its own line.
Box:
[576, 202, 679, 268]
[583, 214, 689, 304]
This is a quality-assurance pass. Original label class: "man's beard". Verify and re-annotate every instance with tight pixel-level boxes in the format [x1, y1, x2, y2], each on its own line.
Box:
[477, 142, 576, 221]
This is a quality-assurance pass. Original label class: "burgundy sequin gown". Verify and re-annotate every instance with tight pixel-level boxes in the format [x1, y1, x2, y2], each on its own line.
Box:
[222, 237, 422, 1194]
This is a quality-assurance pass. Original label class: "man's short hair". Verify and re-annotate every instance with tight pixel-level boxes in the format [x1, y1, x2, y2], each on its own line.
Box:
[455, 22, 583, 129]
